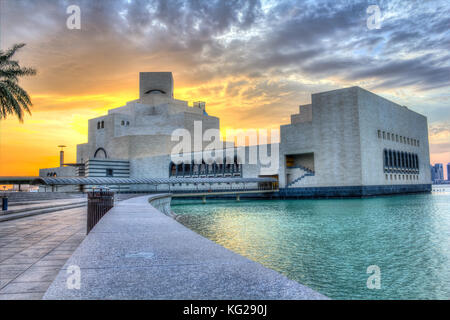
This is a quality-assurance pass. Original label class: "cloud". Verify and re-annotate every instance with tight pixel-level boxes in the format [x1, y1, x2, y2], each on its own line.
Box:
[1, 0, 449, 172]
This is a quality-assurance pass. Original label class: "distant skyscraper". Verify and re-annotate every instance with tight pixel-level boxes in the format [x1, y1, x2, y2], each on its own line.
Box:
[431, 163, 444, 182]
[437, 164, 444, 180]
[447, 163, 450, 181]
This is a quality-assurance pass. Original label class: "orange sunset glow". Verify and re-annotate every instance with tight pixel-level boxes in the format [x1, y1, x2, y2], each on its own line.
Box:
[1, 0, 449, 178]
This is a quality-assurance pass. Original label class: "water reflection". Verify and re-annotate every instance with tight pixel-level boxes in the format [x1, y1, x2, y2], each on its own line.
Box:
[172, 194, 450, 299]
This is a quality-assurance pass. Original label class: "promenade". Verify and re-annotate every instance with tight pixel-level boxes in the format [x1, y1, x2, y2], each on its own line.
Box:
[44, 195, 327, 299]
[0, 207, 86, 299]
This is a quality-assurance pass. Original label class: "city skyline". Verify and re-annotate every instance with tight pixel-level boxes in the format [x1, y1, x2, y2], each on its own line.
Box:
[431, 162, 450, 181]
[0, 0, 449, 176]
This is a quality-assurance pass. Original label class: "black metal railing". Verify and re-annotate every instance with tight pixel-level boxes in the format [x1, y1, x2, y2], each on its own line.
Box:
[87, 190, 114, 234]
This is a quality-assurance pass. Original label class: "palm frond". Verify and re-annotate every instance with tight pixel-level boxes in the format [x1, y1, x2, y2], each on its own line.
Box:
[0, 43, 36, 122]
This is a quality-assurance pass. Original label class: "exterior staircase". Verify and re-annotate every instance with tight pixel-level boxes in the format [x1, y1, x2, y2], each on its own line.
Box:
[286, 165, 315, 188]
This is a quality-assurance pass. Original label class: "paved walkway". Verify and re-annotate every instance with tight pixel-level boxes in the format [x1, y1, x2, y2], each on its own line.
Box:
[44, 195, 327, 299]
[0, 207, 86, 300]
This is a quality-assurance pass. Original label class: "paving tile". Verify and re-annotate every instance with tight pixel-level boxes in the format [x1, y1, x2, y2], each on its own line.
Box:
[0, 281, 51, 294]
[33, 259, 67, 267]
[0, 292, 44, 300]
[0, 279, 13, 289]
[14, 267, 61, 283]
[0, 205, 86, 300]
[0, 264, 31, 272]
[0, 269, 23, 279]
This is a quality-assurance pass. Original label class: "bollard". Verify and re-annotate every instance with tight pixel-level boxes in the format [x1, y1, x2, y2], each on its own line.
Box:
[2, 197, 8, 211]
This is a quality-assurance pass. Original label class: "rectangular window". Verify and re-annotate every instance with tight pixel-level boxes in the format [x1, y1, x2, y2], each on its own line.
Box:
[106, 169, 113, 177]
[378, 130, 381, 138]
[383, 131, 386, 139]
[400, 136, 403, 143]
[396, 135, 399, 142]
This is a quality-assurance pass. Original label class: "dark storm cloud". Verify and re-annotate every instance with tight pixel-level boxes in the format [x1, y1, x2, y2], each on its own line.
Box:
[2, 0, 449, 121]
[348, 55, 450, 90]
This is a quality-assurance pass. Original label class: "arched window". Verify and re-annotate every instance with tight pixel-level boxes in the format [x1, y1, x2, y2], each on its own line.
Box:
[169, 162, 176, 176]
[184, 162, 191, 176]
[384, 149, 388, 169]
[101, 121, 104, 129]
[192, 162, 199, 175]
[176, 163, 184, 176]
[201, 160, 207, 174]
[94, 148, 107, 159]
[393, 151, 397, 168]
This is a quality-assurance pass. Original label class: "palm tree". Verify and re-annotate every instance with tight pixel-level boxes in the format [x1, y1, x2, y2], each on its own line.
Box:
[0, 43, 36, 122]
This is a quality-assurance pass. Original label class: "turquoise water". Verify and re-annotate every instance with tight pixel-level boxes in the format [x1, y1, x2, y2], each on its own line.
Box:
[172, 193, 450, 299]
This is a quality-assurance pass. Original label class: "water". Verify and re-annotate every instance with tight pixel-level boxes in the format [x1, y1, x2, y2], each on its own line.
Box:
[172, 193, 450, 299]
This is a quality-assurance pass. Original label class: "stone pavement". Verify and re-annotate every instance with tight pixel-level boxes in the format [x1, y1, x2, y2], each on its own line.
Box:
[44, 195, 327, 300]
[0, 207, 86, 300]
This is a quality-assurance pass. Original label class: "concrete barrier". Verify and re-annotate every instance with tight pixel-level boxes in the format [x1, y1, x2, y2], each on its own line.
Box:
[43, 194, 327, 300]
[148, 193, 173, 217]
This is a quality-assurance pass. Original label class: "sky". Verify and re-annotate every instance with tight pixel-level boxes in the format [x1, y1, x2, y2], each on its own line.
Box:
[0, 0, 449, 177]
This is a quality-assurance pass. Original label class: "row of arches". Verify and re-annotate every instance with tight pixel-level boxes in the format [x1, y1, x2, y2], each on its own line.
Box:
[383, 149, 419, 173]
[169, 158, 242, 177]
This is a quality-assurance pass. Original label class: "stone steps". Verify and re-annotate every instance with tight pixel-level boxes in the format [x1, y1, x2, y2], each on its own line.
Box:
[1, 199, 87, 215]
[288, 173, 315, 188]
[1, 192, 86, 202]
[0, 202, 87, 222]
[286, 167, 315, 188]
